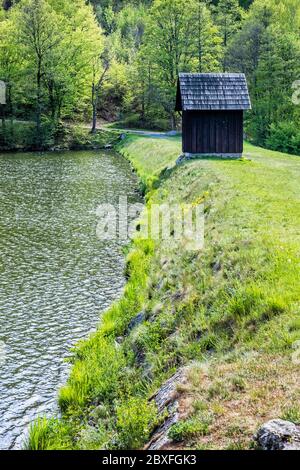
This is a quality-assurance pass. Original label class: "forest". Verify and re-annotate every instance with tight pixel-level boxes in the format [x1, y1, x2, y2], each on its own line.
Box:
[0, 0, 300, 154]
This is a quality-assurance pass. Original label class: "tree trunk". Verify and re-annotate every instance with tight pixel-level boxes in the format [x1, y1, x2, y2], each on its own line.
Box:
[198, 1, 203, 73]
[171, 112, 176, 130]
[91, 82, 97, 134]
[223, 17, 228, 73]
[48, 80, 56, 122]
[36, 58, 42, 149]
[1, 105, 5, 130]
[91, 65, 109, 134]
[91, 102, 97, 133]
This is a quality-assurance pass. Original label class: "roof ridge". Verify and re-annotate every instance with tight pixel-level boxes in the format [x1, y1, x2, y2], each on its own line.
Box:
[178, 72, 245, 77]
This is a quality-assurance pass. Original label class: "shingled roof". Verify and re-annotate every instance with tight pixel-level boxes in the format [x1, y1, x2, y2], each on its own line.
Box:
[175, 73, 251, 111]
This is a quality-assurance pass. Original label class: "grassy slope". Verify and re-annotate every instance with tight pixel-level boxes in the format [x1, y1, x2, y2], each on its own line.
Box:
[28, 136, 300, 450]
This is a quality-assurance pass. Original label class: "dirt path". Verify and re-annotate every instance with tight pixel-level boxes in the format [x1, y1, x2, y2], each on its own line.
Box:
[81, 121, 179, 138]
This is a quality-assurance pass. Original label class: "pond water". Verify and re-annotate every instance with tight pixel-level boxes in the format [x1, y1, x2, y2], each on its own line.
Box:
[0, 150, 142, 450]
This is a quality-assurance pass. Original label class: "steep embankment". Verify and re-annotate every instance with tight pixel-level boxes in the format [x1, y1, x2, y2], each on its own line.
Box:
[28, 135, 300, 450]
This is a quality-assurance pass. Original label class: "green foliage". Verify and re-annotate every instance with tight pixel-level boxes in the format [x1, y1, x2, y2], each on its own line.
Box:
[0, 0, 105, 148]
[117, 134, 180, 192]
[115, 397, 157, 449]
[26, 417, 72, 450]
[2, 0, 299, 149]
[67, 126, 119, 150]
[0, 120, 118, 150]
[5, 0, 300, 451]
[227, 0, 300, 150]
[58, 336, 128, 412]
[266, 122, 300, 155]
[94, 0, 300, 143]
[136, 0, 223, 128]
[213, 0, 244, 70]
[281, 406, 300, 425]
[169, 413, 213, 442]
[0, 121, 34, 149]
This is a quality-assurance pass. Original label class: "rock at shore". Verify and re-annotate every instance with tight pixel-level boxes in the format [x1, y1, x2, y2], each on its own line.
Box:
[255, 419, 300, 450]
[145, 368, 187, 450]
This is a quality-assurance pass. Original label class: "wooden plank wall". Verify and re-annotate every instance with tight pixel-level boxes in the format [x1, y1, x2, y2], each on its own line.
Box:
[182, 110, 243, 154]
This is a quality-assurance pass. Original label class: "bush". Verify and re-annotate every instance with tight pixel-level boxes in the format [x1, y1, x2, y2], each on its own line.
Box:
[0, 120, 119, 151]
[116, 397, 157, 449]
[265, 122, 300, 155]
[168, 413, 212, 442]
[0, 121, 35, 150]
[112, 112, 170, 132]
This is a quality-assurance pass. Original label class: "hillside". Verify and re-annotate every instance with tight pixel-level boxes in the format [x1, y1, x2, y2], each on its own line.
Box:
[28, 136, 300, 450]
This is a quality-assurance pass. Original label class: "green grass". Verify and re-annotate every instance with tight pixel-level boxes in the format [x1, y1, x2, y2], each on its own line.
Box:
[25, 417, 73, 450]
[117, 134, 181, 193]
[281, 405, 300, 424]
[168, 412, 213, 442]
[27, 136, 300, 450]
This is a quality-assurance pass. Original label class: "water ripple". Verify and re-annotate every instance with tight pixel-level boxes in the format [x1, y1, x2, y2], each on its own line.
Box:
[0, 150, 142, 449]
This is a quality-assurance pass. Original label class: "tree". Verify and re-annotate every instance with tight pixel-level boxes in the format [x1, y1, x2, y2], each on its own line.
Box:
[48, 0, 106, 130]
[254, 26, 300, 142]
[16, 0, 61, 146]
[192, 1, 222, 73]
[0, 16, 23, 123]
[96, 3, 148, 124]
[6, 0, 105, 143]
[2, 0, 299, 150]
[140, 0, 222, 128]
[142, 0, 197, 128]
[128, 47, 158, 127]
[214, 0, 244, 71]
[91, 47, 109, 133]
[227, 0, 300, 146]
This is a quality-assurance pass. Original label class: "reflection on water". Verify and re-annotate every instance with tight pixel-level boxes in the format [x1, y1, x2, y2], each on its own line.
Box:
[0, 150, 142, 449]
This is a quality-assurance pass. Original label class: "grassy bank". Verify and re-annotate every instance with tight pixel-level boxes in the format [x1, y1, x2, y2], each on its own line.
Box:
[27, 135, 300, 450]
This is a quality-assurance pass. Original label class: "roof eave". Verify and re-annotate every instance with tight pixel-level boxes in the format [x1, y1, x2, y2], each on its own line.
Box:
[182, 105, 252, 111]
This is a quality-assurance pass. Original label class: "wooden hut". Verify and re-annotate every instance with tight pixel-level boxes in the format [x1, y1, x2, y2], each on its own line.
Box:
[175, 73, 251, 157]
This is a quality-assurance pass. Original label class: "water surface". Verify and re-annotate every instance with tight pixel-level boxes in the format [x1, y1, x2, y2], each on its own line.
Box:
[0, 150, 141, 449]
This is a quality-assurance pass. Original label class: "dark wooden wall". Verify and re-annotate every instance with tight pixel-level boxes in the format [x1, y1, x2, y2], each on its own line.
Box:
[182, 110, 243, 154]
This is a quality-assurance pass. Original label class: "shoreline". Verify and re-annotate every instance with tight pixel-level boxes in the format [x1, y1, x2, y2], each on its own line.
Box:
[0, 126, 120, 154]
